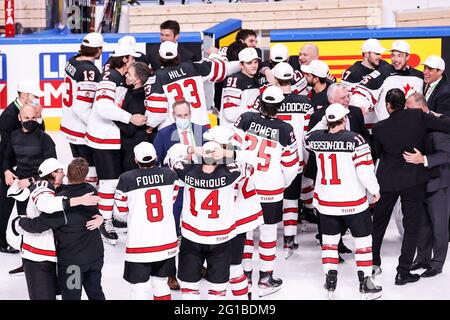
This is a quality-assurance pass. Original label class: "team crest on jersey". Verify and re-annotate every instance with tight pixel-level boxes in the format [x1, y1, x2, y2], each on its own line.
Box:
[368, 70, 381, 78]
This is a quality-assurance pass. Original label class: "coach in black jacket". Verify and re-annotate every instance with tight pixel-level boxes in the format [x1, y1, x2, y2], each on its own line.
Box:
[372, 88, 450, 285]
[422, 55, 450, 116]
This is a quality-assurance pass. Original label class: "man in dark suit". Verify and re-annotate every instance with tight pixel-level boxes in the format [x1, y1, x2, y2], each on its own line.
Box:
[403, 92, 450, 278]
[423, 55, 450, 117]
[372, 88, 450, 285]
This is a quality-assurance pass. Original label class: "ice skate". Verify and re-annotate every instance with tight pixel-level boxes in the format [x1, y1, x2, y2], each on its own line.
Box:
[258, 271, 282, 297]
[283, 236, 299, 259]
[99, 219, 118, 245]
[359, 271, 382, 300]
[324, 270, 337, 300]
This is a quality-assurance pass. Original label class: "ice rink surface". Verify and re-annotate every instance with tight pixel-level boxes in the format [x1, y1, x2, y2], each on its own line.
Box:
[0, 132, 449, 300]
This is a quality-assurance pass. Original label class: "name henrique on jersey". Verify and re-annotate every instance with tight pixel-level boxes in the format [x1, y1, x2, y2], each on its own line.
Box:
[21, 180, 66, 263]
[61, 56, 101, 145]
[305, 130, 380, 216]
[233, 112, 299, 203]
[171, 159, 254, 245]
[115, 167, 180, 263]
[350, 64, 423, 128]
[220, 72, 261, 128]
[276, 93, 313, 174]
[145, 59, 229, 129]
[86, 68, 131, 150]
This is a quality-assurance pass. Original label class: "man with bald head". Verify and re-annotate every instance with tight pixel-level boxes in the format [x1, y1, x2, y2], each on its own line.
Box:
[2, 104, 56, 273]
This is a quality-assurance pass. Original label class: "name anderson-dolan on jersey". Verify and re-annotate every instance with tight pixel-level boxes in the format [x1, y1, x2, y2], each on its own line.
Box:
[350, 64, 423, 127]
[305, 130, 380, 216]
[114, 167, 180, 263]
[233, 111, 299, 203]
[85, 68, 132, 150]
[170, 158, 254, 245]
[61, 56, 101, 145]
[145, 59, 232, 129]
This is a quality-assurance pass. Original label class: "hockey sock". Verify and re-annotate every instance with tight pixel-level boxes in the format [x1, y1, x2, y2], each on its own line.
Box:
[283, 199, 298, 237]
[207, 282, 227, 300]
[229, 264, 249, 300]
[85, 166, 98, 188]
[179, 280, 201, 300]
[151, 276, 171, 300]
[258, 223, 278, 272]
[354, 235, 373, 277]
[98, 179, 118, 220]
[322, 234, 340, 274]
[242, 230, 254, 272]
[300, 177, 314, 209]
[130, 282, 151, 300]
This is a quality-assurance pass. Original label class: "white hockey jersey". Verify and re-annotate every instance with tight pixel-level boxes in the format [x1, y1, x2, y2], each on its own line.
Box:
[234, 176, 263, 234]
[85, 68, 131, 150]
[305, 130, 380, 216]
[115, 166, 179, 263]
[61, 55, 101, 145]
[233, 111, 299, 203]
[171, 157, 253, 245]
[145, 59, 239, 129]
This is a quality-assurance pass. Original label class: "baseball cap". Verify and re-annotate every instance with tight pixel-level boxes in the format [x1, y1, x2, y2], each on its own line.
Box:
[272, 62, 294, 80]
[7, 180, 30, 202]
[325, 103, 349, 122]
[203, 126, 234, 144]
[238, 48, 260, 63]
[38, 158, 63, 177]
[362, 38, 386, 54]
[134, 142, 157, 163]
[301, 60, 329, 78]
[159, 41, 178, 59]
[270, 43, 289, 63]
[82, 32, 104, 48]
[203, 141, 222, 154]
[262, 85, 285, 103]
[390, 40, 410, 54]
[422, 55, 445, 71]
[111, 44, 141, 58]
[118, 35, 137, 48]
[17, 81, 44, 98]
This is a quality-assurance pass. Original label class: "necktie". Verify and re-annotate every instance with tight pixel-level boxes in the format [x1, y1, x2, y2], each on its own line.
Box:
[181, 130, 189, 145]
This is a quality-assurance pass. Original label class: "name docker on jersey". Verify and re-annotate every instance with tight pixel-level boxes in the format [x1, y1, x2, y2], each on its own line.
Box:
[278, 102, 311, 113]
[248, 123, 279, 141]
[136, 174, 165, 187]
[184, 175, 227, 188]
[306, 140, 355, 152]
[168, 68, 187, 80]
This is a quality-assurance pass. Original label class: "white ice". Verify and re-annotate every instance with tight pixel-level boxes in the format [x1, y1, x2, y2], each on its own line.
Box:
[0, 132, 449, 300]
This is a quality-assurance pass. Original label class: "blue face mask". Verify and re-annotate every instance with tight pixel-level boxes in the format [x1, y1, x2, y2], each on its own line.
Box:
[31, 98, 40, 108]
[175, 118, 190, 130]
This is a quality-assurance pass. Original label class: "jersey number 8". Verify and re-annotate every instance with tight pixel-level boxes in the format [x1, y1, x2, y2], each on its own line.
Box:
[144, 189, 164, 222]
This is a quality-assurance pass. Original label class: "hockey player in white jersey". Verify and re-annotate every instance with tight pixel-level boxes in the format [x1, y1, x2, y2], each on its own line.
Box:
[233, 86, 299, 296]
[305, 103, 382, 300]
[61, 32, 103, 187]
[114, 142, 179, 300]
[145, 41, 239, 130]
[271, 62, 313, 258]
[11, 158, 100, 300]
[85, 43, 147, 244]
[220, 47, 261, 128]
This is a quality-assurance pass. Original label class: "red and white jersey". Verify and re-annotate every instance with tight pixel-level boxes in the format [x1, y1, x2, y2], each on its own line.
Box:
[22, 180, 65, 263]
[85, 69, 131, 150]
[234, 176, 263, 234]
[276, 92, 313, 173]
[220, 72, 260, 128]
[233, 111, 299, 203]
[61, 55, 101, 145]
[171, 158, 253, 245]
[305, 130, 380, 216]
[145, 59, 230, 129]
[115, 167, 179, 263]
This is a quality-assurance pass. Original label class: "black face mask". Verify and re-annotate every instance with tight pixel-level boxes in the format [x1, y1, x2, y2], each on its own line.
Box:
[22, 120, 38, 132]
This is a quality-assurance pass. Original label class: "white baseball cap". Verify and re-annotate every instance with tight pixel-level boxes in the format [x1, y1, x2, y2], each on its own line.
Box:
[390, 40, 410, 54]
[203, 126, 234, 144]
[134, 142, 157, 163]
[362, 38, 386, 54]
[238, 48, 260, 63]
[272, 62, 294, 80]
[325, 103, 349, 122]
[422, 55, 445, 71]
[262, 85, 285, 103]
[111, 44, 141, 58]
[17, 81, 44, 98]
[159, 41, 178, 59]
[301, 60, 329, 78]
[38, 158, 63, 177]
[7, 180, 30, 202]
[82, 32, 104, 48]
[270, 43, 289, 63]
[118, 35, 137, 49]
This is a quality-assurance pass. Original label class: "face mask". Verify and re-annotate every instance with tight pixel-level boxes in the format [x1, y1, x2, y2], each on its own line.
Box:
[175, 118, 190, 130]
[22, 120, 38, 132]
[31, 98, 40, 108]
